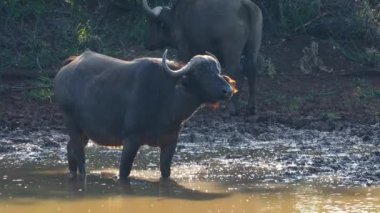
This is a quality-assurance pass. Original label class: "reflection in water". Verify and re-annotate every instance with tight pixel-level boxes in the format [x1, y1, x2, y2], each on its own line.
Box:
[0, 168, 228, 201]
[0, 167, 379, 213]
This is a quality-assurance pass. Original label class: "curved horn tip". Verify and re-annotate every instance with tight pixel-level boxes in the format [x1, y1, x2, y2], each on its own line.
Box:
[162, 49, 169, 65]
[162, 49, 175, 76]
[163, 49, 168, 58]
[205, 51, 213, 56]
[142, 0, 149, 8]
[142, 0, 161, 17]
[205, 51, 218, 59]
[204, 51, 221, 70]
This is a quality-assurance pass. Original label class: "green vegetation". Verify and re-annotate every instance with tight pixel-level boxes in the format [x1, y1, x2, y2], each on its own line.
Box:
[262, 0, 379, 68]
[257, 55, 277, 78]
[261, 0, 379, 36]
[355, 79, 380, 100]
[333, 41, 380, 68]
[0, 0, 379, 77]
[299, 41, 332, 74]
[26, 76, 54, 102]
[323, 112, 341, 120]
[281, 0, 322, 31]
[0, 0, 155, 74]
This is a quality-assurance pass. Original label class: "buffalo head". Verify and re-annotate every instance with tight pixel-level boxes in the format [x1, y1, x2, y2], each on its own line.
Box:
[162, 50, 234, 103]
[142, 0, 174, 50]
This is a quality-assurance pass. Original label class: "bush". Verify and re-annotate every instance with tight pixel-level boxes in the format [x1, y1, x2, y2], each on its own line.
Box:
[256, 0, 380, 67]
[0, 0, 153, 74]
[0, 0, 379, 74]
[258, 0, 379, 38]
[299, 41, 332, 74]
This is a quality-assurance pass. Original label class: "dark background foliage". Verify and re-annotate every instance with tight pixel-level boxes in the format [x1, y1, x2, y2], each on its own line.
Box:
[0, 0, 379, 75]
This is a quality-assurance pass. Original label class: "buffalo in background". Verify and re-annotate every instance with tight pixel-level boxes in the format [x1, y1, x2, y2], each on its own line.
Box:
[142, 0, 263, 115]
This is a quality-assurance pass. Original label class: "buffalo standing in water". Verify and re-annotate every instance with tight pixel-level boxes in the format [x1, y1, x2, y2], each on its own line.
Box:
[142, 0, 263, 114]
[54, 50, 235, 179]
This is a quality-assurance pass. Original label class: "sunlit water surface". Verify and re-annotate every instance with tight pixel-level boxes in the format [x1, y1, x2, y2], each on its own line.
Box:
[0, 167, 380, 213]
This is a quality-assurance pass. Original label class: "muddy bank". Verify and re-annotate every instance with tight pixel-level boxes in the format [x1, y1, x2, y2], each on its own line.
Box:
[1, 107, 379, 187]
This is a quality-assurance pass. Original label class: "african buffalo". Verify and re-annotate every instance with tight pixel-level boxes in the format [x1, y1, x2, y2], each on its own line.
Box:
[142, 0, 263, 114]
[54, 50, 234, 180]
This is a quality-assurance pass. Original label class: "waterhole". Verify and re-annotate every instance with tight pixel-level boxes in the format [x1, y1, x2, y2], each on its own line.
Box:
[0, 121, 379, 212]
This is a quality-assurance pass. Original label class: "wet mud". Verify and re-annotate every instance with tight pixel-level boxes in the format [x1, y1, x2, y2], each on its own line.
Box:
[1, 107, 379, 187]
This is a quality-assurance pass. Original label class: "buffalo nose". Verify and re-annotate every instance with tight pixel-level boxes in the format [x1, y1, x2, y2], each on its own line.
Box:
[221, 86, 234, 99]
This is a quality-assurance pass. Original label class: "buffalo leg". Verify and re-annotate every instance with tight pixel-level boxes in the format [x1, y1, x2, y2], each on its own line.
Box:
[243, 53, 257, 115]
[247, 62, 258, 115]
[223, 54, 244, 115]
[67, 137, 87, 179]
[119, 137, 140, 180]
[160, 141, 178, 178]
[245, 13, 263, 115]
[65, 114, 88, 180]
[67, 132, 88, 179]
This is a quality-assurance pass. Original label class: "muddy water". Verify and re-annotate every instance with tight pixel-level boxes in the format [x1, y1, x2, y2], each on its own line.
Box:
[0, 167, 380, 213]
[1, 113, 380, 212]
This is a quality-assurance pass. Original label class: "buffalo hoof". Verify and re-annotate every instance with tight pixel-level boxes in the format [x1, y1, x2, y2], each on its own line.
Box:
[160, 171, 171, 179]
[246, 106, 256, 115]
[119, 174, 131, 182]
[68, 172, 86, 180]
[159, 177, 173, 182]
[68, 173, 87, 189]
[228, 104, 240, 116]
[159, 178, 176, 188]
[230, 110, 240, 116]
[119, 177, 131, 185]
[68, 173, 77, 181]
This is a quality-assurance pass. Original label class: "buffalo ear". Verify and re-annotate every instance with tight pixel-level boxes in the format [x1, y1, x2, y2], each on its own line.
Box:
[157, 7, 171, 25]
[222, 75, 238, 94]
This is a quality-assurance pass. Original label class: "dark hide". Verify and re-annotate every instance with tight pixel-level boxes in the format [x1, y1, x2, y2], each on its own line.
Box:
[54, 50, 233, 179]
[143, 0, 263, 114]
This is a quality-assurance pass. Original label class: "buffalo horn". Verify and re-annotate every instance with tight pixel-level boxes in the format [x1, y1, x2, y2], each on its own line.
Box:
[162, 49, 195, 77]
[205, 51, 221, 70]
[142, 0, 162, 18]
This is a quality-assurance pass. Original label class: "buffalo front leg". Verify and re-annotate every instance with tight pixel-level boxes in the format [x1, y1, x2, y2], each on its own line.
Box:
[224, 58, 244, 115]
[220, 41, 245, 115]
[243, 35, 261, 115]
[119, 137, 140, 180]
[243, 55, 258, 115]
[160, 141, 178, 178]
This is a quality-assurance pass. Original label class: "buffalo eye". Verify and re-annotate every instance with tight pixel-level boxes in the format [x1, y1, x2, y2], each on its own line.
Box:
[181, 76, 189, 87]
[159, 22, 167, 30]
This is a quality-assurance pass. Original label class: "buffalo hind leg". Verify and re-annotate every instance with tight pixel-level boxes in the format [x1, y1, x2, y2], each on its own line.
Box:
[67, 137, 87, 180]
[119, 136, 140, 180]
[65, 115, 88, 180]
[160, 141, 178, 178]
